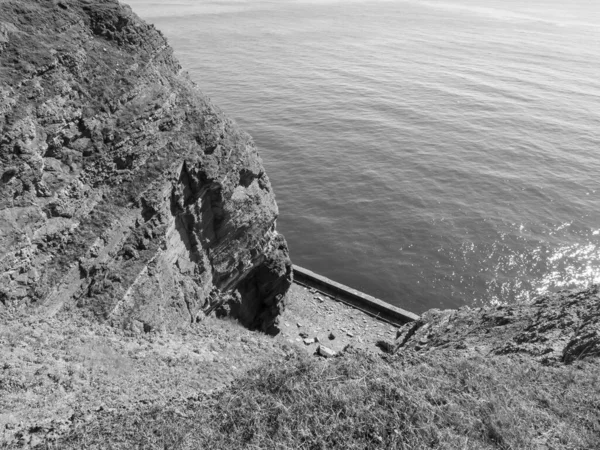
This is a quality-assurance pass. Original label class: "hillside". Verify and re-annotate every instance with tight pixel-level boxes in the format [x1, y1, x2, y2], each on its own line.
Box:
[2, 284, 598, 449]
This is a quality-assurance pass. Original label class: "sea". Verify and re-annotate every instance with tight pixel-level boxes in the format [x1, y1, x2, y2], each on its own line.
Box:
[127, 0, 600, 313]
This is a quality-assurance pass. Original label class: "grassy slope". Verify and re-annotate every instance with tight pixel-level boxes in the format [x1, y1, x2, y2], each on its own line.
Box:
[0, 283, 397, 446]
[48, 349, 599, 450]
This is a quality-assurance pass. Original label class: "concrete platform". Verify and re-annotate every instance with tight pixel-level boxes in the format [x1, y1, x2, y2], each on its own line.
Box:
[292, 265, 420, 326]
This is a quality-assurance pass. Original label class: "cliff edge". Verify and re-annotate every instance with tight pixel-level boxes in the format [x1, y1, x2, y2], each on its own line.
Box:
[392, 285, 600, 364]
[0, 0, 292, 332]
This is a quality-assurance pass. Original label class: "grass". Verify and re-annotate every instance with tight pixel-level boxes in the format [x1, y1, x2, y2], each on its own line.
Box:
[49, 349, 600, 450]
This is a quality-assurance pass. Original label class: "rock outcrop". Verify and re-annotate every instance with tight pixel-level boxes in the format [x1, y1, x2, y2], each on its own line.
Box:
[392, 286, 600, 364]
[0, 0, 292, 332]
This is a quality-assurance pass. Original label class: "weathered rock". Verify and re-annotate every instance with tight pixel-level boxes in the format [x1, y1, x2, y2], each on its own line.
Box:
[392, 286, 600, 364]
[317, 345, 336, 358]
[0, 0, 292, 332]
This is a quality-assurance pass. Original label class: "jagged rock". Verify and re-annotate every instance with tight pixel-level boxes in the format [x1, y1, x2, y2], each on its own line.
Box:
[0, 0, 292, 332]
[392, 286, 600, 364]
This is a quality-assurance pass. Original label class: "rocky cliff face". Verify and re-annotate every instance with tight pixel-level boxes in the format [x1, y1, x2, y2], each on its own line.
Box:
[393, 286, 600, 365]
[0, 0, 292, 332]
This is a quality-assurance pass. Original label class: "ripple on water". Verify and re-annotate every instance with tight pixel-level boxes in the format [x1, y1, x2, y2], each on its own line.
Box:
[128, 0, 600, 312]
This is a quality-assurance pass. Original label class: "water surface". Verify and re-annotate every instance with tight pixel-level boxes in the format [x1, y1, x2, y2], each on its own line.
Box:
[128, 0, 600, 313]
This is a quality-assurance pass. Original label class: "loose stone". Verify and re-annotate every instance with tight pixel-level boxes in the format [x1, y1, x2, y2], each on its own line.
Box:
[317, 345, 336, 358]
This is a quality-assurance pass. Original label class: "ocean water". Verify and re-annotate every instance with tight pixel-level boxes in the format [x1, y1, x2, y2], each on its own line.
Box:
[128, 0, 600, 313]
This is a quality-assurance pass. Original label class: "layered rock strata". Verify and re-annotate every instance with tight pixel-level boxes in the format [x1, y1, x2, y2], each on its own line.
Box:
[0, 0, 292, 332]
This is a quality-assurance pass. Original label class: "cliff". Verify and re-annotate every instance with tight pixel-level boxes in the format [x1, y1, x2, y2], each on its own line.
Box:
[0, 0, 292, 332]
[1, 1, 599, 449]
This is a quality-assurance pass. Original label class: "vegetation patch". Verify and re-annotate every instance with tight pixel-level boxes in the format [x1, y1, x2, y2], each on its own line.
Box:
[51, 349, 600, 449]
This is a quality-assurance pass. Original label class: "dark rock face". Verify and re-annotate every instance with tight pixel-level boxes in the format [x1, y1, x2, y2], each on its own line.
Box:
[0, 0, 292, 331]
[393, 286, 600, 364]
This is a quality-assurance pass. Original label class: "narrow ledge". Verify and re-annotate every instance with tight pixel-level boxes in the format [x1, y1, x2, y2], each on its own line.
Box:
[292, 265, 420, 326]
